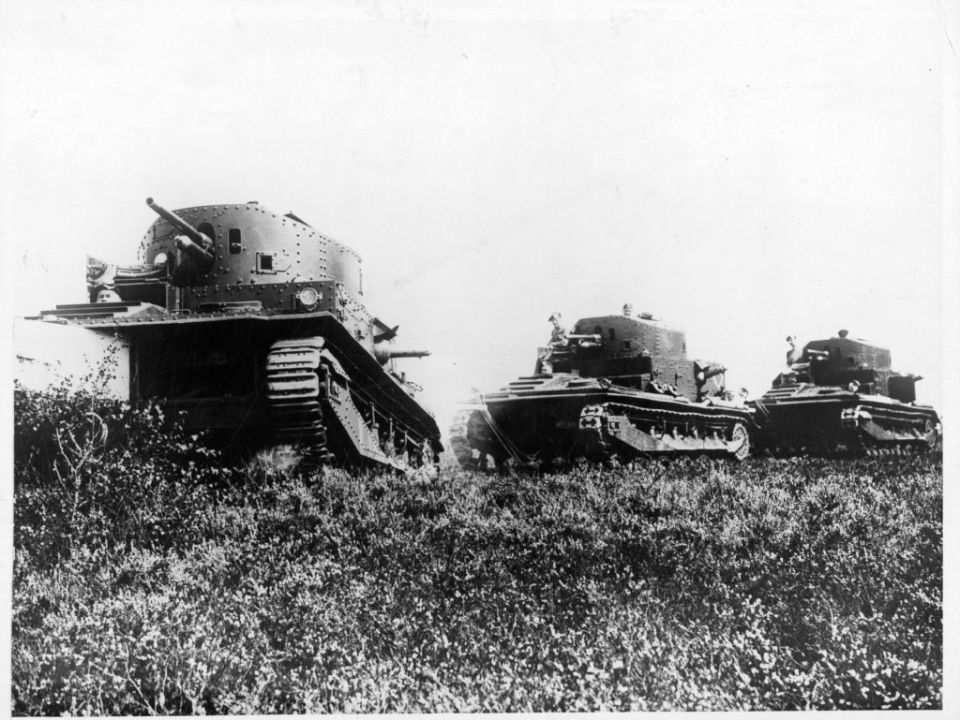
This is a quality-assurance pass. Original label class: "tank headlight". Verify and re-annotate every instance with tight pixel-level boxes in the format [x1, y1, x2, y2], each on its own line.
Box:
[848, 380, 860, 392]
[153, 252, 168, 268]
[296, 287, 321, 310]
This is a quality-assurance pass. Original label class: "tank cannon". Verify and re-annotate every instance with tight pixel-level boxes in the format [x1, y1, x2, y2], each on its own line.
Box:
[373, 345, 431, 364]
[145, 197, 215, 278]
[146, 197, 213, 248]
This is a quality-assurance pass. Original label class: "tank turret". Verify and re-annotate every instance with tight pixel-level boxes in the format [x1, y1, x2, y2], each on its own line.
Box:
[774, 329, 919, 402]
[536, 312, 727, 402]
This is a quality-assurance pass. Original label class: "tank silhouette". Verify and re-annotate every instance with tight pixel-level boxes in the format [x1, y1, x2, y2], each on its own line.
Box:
[32, 198, 442, 471]
[450, 310, 755, 470]
[751, 330, 941, 455]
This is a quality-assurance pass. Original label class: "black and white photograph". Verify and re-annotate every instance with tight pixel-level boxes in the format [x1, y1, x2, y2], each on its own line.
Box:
[3, 0, 957, 714]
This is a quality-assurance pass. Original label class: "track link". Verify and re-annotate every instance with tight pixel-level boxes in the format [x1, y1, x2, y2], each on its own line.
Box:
[266, 338, 333, 462]
[267, 337, 439, 473]
[579, 402, 752, 461]
[754, 397, 940, 457]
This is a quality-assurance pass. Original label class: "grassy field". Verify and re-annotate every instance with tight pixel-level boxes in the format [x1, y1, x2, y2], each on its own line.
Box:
[12, 383, 942, 713]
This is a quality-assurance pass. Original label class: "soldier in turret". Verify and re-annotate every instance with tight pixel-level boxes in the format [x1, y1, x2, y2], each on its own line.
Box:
[623, 303, 634, 316]
[87, 256, 118, 303]
[538, 312, 568, 374]
[95, 287, 121, 303]
[549, 312, 567, 346]
[785, 335, 803, 365]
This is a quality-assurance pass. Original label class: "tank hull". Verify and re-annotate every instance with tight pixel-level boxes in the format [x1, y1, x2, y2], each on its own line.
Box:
[450, 373, 754, 470]
[33, 304, 442, 471]
[751, 384, 940, 455]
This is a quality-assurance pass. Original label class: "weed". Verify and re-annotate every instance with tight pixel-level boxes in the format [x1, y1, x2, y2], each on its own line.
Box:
[11, 379, 942, 712]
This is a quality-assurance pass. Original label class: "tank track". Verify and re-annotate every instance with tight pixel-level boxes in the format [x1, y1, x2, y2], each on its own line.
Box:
[753, 396, 940, 457]
[578, 401, 752, 462]
[266, 337, 436, 472]
[841, 402, 940, 450]
[266, 338, 334, 463]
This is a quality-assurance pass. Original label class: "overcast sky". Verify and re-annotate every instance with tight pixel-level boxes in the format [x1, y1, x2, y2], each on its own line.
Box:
[2, 0, 956, 434]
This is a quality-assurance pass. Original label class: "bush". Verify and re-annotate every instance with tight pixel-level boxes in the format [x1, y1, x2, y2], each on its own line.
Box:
[12, 379, 942, 713]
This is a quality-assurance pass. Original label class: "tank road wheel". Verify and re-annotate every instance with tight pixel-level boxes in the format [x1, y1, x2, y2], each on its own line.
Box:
[729, 422, 750, 461]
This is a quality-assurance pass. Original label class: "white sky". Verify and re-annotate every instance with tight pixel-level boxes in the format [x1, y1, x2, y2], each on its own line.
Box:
[1, 0, 955, 430]
[1, 2, 959, 714]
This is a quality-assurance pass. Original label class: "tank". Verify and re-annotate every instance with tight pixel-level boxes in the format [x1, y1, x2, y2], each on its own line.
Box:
[450, 309, 755, 470]
[28, 198, 442, 471]
[750, 330, 941, 455]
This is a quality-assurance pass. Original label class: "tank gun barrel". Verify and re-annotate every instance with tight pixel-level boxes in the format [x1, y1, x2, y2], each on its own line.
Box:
[175, 236, 214, 267]
[146, 197, 215, 270]
[373, 343, 431, 364]
[146, 198, 210, 247]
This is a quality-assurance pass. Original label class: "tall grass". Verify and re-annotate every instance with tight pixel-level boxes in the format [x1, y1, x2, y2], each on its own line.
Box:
[12, 381, 942, 713]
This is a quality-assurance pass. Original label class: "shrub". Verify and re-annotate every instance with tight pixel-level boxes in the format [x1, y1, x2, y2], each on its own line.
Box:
[12, 377, 942, 713]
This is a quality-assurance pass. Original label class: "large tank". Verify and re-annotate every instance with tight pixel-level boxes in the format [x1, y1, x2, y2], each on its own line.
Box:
[450, 309, 755, 470]
[750, 330, 941, 455]
[27, 198, 442, 471]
